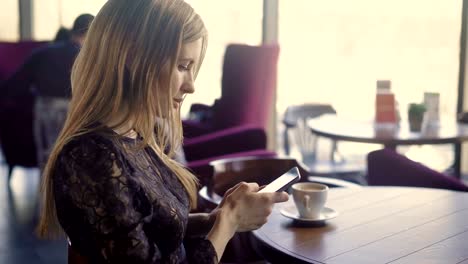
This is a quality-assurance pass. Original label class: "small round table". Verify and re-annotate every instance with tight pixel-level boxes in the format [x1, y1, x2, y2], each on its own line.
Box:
[308, 115, 468, 177]
[252, 186, 468, 264]
[308, 115, 468, 148]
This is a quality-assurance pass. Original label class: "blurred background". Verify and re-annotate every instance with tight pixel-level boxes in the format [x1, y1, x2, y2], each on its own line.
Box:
[1, 1, 468, 263]
[2, 0, 461, 121]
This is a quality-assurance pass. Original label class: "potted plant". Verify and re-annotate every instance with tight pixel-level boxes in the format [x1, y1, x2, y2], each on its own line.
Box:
[408, 103, 426, 132]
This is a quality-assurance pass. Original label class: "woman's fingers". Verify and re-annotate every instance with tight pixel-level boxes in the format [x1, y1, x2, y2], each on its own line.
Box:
[237, 182, 260, 192]
[255, 191, 289, 204]
[222, 184, 238, 198]
[220, 181, 247, 206]
[272, 191, 289, 203]
[226, 181, 259, 195]
[220, 182, 260, 207]
[219, 184, 290, 232]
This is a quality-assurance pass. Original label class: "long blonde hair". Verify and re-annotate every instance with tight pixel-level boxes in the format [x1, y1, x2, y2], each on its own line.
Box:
[37, 0, 207, 238]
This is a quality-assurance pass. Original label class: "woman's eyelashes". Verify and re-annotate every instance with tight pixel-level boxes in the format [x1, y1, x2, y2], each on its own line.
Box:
[178, 61, 193, 72]
[178, 64, 189, 71]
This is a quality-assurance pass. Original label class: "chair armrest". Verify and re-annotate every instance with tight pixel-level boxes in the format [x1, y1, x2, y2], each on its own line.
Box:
[183, 120, 213, 138]
[187, 149, 277, 188]
[189, 103, 212, 114]
[367, 149, 468, 191]
[187, 101, 218, 123]
[184, 100, 221, 136]
[183, 126, 267, 162]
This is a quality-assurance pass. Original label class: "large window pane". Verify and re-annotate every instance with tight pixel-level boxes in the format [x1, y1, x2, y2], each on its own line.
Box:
[33, 0, 106, 40]
[0, 0, 20, 41]
[183, 0, 263, 116]
[32, 0, 262, 117]
[278, 0, 462, 120]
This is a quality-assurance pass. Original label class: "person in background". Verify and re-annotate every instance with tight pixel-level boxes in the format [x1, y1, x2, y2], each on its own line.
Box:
[1, 14, 94, 169]
[53, 27, 71, 43]
[36, 0, 288, 263]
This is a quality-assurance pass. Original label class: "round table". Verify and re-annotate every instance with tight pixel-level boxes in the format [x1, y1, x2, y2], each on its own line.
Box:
[308, 115, 468, 177]
[252, 186, 468, 264]
[308, 115, 468, 147]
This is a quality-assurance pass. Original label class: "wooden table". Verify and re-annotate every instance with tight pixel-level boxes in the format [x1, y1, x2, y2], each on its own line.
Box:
[252, 186, 468, 264]
[308, 115, 468, 177]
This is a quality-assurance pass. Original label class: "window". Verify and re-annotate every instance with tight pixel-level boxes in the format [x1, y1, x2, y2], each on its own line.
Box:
[182, 0, 263, 117]
[0, 0, 20, 41]
[33, 0, 106, 40]
[31, 0, 263, 117]
[278, 0, 462, 121]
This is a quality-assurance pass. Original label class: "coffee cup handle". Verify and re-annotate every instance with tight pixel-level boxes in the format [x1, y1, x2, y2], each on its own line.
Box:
[304, 194, 310, 210]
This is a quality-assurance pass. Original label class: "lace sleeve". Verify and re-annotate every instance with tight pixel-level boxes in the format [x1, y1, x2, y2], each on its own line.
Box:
[55, 137, 161, 263]
[184, 214, 217, 263]
[184, 237, 218, 264]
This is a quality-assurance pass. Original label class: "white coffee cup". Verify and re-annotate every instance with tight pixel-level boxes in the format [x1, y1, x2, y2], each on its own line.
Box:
[292, 182, 328, 219]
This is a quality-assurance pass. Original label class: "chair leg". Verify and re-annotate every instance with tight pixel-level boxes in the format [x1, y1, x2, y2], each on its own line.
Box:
[283, 129, 290, 155]
[7, 165, 14, 185]
[311, 136, 318, 162]
[331, 140, 346, 164]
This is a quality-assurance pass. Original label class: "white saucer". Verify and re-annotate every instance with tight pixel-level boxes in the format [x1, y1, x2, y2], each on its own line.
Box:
[280, 203, 338, 223]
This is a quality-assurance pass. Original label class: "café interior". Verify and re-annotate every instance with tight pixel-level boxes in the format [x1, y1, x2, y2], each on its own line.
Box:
[1, 0, 468, 263]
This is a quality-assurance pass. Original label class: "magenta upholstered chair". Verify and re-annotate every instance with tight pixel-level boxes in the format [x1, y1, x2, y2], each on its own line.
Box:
[211, 44, 279, 131]
[183, 44, 280, 180]
[0, 41, 48, 178]
[0, 41, 48, 80]
[184, 44, 279, 137]
[367, 149, 468, 192]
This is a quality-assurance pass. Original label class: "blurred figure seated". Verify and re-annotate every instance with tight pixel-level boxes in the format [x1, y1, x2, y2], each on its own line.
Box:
[1, 14, 94, 173]
[53, 27, 71, 43]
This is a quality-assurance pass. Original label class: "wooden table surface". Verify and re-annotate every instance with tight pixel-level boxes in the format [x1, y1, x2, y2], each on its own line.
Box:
[252, 186, 468, 264]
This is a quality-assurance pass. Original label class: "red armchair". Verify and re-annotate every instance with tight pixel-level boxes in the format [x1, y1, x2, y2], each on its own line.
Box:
[184, 44, 279, 137]
[183, 44, 280, 181]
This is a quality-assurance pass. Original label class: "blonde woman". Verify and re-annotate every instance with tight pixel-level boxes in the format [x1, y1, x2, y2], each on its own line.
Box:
[37, 0, 288, 263]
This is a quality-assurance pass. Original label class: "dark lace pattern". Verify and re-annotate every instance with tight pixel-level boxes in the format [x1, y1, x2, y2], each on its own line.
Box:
[53, 131, 217, 263]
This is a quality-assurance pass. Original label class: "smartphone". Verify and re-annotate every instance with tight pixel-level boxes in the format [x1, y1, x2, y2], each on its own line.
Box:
[258, 167, 301, 193]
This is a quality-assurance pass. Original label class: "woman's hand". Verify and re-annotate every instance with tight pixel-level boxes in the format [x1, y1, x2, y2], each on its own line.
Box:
[207, 181, 288, 260]
[218, 181, 289, 232]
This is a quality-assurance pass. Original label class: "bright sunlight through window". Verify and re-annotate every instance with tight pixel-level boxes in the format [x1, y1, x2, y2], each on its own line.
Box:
[278, 0, 462, 121]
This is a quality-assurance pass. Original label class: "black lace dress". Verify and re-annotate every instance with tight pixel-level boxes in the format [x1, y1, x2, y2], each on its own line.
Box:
[53, 130, 217, 263]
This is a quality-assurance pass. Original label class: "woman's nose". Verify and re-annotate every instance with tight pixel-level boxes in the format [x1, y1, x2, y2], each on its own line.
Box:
[182, 73, 195, 94]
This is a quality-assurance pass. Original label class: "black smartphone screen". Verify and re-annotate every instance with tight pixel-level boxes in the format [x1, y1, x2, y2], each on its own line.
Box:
[258, 167, 301, 193]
